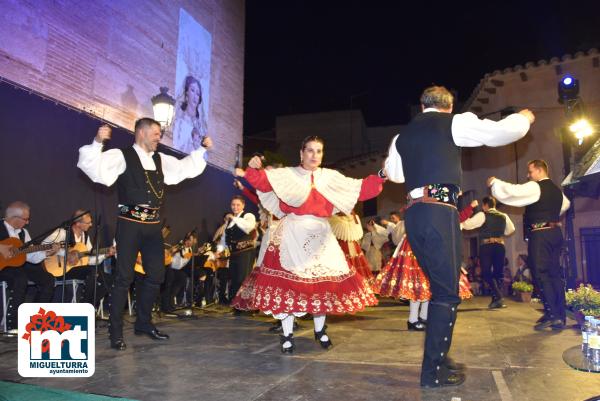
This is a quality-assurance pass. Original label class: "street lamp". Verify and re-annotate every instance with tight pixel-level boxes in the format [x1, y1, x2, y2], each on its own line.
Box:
[151, 87, 175, 129]
[569, 119, 594, 145]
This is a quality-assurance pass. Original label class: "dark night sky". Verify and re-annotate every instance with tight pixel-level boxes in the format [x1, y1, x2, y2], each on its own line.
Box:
[243, 1, 600, 135]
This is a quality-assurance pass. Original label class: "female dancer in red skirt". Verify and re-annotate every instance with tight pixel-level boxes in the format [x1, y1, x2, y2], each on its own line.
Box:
[329, 213, 376, 292]
[375, 200, 478, 330]
[232, 136, 384, 353]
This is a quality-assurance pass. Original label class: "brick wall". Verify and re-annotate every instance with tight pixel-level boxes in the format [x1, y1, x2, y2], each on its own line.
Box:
[0, 0, 244, 171]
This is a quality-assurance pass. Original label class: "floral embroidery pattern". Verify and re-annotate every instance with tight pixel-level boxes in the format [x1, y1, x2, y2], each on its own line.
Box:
[119, 205, 160, 223]
[427, 183, 460, 206]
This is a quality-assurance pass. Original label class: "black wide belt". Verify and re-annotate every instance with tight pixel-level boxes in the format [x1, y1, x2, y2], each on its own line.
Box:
[529, 222, 561, 231]
[407, 184, 460, 210]
[118, 205, 160, 224]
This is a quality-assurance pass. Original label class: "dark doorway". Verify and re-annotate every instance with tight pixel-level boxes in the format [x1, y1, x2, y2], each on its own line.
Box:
[580, 227, 600, 286]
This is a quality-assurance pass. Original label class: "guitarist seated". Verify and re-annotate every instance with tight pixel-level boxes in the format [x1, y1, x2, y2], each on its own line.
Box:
[161, 232, 196, 313]
[43, 210, 115, 305]
[0, 201, 59, 332]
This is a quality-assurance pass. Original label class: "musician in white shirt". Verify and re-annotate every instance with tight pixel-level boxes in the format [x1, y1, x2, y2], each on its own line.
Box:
[0, 201, 59, 331]
[43, 210, 115, 305]
[161, 233, 196, 313]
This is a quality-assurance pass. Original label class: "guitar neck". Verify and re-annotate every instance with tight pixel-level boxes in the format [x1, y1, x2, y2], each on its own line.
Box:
[17, 243, 57, 256]
[79, 246, 112, 257]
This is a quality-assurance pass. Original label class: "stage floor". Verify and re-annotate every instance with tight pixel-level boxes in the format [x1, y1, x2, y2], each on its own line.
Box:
[0, 297, 598, 401]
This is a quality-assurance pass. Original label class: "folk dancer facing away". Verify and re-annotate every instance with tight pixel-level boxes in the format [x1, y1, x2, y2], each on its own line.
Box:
[384, 85, 534, 387]
[77, 120, 212, 350]
[231, 136, 384, 353]
[461, 196, 515, 309]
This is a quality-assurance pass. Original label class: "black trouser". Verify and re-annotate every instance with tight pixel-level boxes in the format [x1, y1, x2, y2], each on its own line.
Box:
[196, 267, 216, 303]
[479, 243, 506, 302]
[24, 262, 55, 302]
[161, 267, 188, 310]
[216, 268, 230, 304]
[405, 202, 461, 386]
[528, 228, 565, 321]
[65, 266, 108, 306]
[186, 267, 216, 303]
[110, 219, 165, 338]
[0, 266, 28, 330]
[228, 250, 255, 302]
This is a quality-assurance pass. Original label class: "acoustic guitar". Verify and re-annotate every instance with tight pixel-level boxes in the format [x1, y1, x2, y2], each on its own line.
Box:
[0, 237, 62, 271]
[135, 242, 211, 275]
[44, 242, 113, 277]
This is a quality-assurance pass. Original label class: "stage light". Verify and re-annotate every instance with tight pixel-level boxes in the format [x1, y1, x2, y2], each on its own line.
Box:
[151, 87, 175, 129]
[569, 119, 594, 145]
[558, 74, 580, 104]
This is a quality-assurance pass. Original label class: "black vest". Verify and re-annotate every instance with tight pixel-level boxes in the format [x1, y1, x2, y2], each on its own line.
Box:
[225, 214, 254, 247]
[395, 112, 462, 191]
[68, 227, 89, 248]
[479, 210, 506, 239]
[116, 147, 164, 207]
[524, 179, 563, 225]
[0, 221, 26, 242]
[0, 221, 11, 241]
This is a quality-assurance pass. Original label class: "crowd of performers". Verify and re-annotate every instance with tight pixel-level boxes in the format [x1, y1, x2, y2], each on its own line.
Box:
[0, 85, 572, 388]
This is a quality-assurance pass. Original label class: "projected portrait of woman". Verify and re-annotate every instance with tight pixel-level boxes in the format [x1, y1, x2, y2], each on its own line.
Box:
[171, 75, 208, 154]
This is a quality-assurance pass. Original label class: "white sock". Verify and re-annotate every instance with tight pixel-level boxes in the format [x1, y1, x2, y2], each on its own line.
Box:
[313, 314, 328, 342]
[408, 301, 420, 323]
[419, 301, 429, 321]
[280, 315, 294, 349]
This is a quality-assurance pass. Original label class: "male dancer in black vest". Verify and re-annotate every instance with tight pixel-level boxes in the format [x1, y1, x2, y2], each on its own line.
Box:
[489, 159, 570, 330]
[219, 195, 256, 305]
[461, 196, 515, 308]
[77, 119, 213, 350]
[384, 86, 534, 387]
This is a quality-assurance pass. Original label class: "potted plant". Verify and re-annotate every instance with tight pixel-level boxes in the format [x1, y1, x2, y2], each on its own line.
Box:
[566, 284, 600, 326]
[512, 281, 533, 302]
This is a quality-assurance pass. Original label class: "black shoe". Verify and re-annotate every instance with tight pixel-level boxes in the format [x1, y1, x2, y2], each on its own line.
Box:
[488, 299, 507, 309]
[551, 319, 566, 331]
[418, 317, 427, 325]
[445, 357, 465, 372]
[269, 322, 283, 333]
[134, 328, 170, 340]
[535, 314, 550, 324]
[280, 334, 295, 354]
[110, 338, 127, 351]
[421, 372, 466, 388]
[534, 318, 563, 331]
[407, 320, 426, 331]
[314, 329, 333, 349]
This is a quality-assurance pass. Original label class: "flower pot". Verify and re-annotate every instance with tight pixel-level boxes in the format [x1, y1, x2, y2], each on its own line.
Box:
[515, 291, 532, 303]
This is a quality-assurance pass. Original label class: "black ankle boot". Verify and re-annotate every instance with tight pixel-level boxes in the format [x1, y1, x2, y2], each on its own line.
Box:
[280, 334, 295, 354]
[314, 329, 333, 349]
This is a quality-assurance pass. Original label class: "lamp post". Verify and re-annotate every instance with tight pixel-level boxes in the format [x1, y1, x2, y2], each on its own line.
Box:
[558, 74, 583, 288]
[151, 87, 175, 130]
